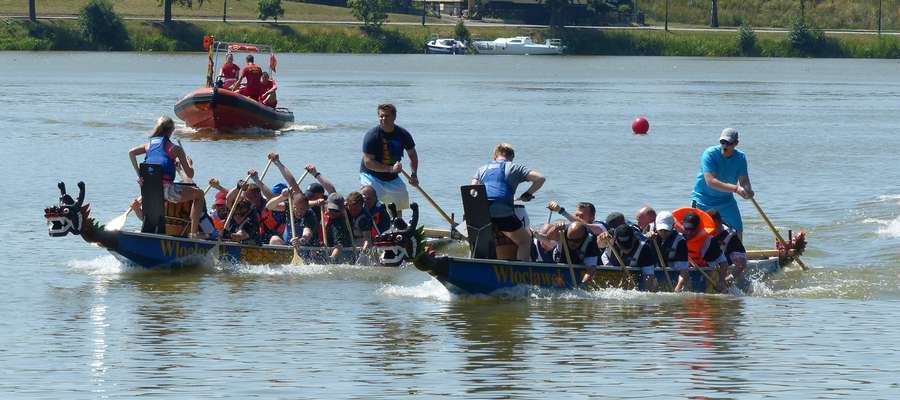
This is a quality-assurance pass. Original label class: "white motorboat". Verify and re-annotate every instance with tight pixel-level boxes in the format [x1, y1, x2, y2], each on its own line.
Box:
[425, 38, 467, 54]
[472, 36, 564, 55]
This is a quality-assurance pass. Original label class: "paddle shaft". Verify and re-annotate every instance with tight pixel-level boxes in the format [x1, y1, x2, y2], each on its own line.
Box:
[219, 159, 275, 239]
[608, 241, 635, 288]
[558, 231, 578, 286]
[287, 189, 301, 263]
[688, 258, 720, 293]
[400, 170, 457, 229]
[650, 234, 675, 292]
[749, 197, 808, 271]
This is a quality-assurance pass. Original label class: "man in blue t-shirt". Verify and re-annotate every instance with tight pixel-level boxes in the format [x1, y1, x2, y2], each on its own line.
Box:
[690, 128, 754, 237]
[359, 104, 418, 212]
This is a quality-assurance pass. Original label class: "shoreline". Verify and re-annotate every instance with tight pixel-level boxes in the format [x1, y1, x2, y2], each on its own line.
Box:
[2, 19, 899, 58]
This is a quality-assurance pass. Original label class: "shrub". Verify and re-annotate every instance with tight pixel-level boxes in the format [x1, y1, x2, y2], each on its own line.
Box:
[737, 23, 757, 56]
[454, 20, 471, 50]
[348, 0, 388, 33]
[788, 18, 824, 56]
[78, 0, 130, 50]
[258, 0, 286, 22]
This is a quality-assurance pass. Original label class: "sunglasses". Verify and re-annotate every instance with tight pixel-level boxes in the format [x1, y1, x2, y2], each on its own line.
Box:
[720, 139, 736, 146]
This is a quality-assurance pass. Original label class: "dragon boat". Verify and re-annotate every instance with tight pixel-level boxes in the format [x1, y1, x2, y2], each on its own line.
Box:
[375, 185, 807, 295]
[44, 169, 427, 269]
[174, 38, 294, 132]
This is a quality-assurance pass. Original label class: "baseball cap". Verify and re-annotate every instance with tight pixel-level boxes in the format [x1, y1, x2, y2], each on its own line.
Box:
[614, 224, 635, 246]
[605, 212, 625, 230]
[655, 211, 674, 231]
[326, 193, 345, 211]
[682, 212, 701, 231]
[272, 183, 288, 195]
[305, 182, 325, 198]
[213, 191, 227, 206]
[719, 128, 739, 144]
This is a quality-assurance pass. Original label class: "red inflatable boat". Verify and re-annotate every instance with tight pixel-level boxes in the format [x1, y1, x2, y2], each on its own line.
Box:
[174, 87, 294, 131]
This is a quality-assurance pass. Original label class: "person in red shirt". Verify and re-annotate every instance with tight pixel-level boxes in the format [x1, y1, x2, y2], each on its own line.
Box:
[218, 52, 240, 88]
[259, 71, 277, 108]
[230, 54, 262, 99]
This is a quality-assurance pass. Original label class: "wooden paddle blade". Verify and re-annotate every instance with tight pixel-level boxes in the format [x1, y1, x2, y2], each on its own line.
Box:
[291, 250, 304, 265]
[104, 209, 131, 231]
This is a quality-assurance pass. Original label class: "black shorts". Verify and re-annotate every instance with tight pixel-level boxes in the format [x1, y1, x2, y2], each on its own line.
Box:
[491, 215, 523, 232]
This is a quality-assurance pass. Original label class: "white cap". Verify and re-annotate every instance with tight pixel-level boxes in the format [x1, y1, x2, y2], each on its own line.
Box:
[655, 211, 674, 231]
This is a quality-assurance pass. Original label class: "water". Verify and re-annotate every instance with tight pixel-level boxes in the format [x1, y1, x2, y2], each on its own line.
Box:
[2, 52, 900, 398]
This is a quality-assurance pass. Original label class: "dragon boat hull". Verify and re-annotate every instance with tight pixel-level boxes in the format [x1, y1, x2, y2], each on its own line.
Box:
[97, 230, 360, 269]
[174, 87, 294, 131]
[414, 256, 788, 295]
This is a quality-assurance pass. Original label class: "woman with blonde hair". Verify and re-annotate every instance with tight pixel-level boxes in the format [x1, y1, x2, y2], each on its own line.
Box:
[128, 116, 206, 238]
[472, 143, 545, 261]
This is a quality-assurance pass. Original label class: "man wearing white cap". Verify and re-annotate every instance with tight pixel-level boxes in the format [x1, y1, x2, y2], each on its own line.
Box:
[649, 211, 690, 292]
[690, 127, 754, 238]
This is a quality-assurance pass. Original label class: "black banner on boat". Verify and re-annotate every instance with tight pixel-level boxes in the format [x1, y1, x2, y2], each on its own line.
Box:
[140, 163, 165, 234]
[460, 184, 495, 259]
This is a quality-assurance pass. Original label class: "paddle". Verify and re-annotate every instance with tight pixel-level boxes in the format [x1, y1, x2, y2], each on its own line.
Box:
[650, 233, 675, 292]
[607, 239, 635, 289]
[558, 230, 578, 287]
[342, 210, 358, 263]
[688, 258, 722, 293]
[210, 159, 274, 263]
[286, 188, 303, 265]
[749, 197, 809, 271]
[400, 170, 464, 239]
[105, 207, 133, 231]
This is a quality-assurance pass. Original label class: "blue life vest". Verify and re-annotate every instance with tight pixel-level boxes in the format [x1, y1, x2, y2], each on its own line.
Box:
[144, 136, 176, 183]
[482, 160, 514, 206]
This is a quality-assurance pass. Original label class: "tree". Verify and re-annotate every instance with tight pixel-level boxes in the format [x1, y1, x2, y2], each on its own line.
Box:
[542, 0, 574, 28]
[159, 0, 207, 24]
[454, 20, 471, 51]
[28, 0, 36, 22]
[710, 0, 718, 28]
[348, 0, 388, 33]
[257, 0, 285, 22]
[79, 0, 130, 50]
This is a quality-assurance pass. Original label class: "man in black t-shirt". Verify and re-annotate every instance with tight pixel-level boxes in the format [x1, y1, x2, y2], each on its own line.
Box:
[359, 104, 418, 212]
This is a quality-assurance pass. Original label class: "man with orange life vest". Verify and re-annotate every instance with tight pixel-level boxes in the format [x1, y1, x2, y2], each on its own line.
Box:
[707, 208, 748, 287]
[679, 211, 729, 292]
[225, 169, 279, 243]
[230, 54, 263, 99]
[127, 116, 206, 238]
[473, 143, 546, 262]
[359, 185, 391, 236]
[647, 211, 691, 292]
[259, 71, 277, 108]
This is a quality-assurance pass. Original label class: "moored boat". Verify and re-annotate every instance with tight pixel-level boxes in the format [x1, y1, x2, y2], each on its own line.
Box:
[472, 36, 564, 55]
[174, 38, 294, 132]
[425, 37, 467, 54]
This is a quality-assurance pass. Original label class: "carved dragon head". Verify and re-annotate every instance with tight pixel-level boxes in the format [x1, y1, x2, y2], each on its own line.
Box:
[372, 202, 423, 267]
[45, 181, 91, 237]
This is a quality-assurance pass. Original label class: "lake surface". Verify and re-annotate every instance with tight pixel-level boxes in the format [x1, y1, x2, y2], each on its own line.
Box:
[1, 52, 899, 398]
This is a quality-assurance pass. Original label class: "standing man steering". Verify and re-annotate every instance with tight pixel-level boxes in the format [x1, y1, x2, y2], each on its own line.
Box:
[360, 103, 418, 212]
[690, 128, 754, 239]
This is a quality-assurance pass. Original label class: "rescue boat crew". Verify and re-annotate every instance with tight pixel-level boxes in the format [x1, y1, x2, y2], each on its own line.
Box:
[127, 116, 205, 238]
[230, 54, 263, 99]
[472, 143, 545, 262]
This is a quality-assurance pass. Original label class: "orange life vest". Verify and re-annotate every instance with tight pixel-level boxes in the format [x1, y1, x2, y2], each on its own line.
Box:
[685, 230, 711, 267]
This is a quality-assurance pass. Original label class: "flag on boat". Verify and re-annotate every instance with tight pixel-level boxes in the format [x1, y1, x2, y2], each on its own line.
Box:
[269, 53, 277, 73]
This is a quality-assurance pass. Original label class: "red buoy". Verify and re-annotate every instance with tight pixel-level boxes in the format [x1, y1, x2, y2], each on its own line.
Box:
[632, 117, 650, 135]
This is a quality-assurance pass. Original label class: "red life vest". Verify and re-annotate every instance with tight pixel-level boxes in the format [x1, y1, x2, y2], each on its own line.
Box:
[258, 208, 285, 239]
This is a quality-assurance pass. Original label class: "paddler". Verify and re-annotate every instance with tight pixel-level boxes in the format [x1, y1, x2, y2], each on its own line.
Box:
[690, 128, 754, 239]
[603, 225, 658, 291]
[707, 208, 748, 287]
[127, 116, 206, 238]
[472, 143, 545, 262]
[679, 211, 729, 292]
[647, 211, 690, 292]
[360, 104, 418, 213]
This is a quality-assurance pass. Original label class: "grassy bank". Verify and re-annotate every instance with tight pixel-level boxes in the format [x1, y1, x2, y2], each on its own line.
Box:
[639, 0, 899, 31]
[2, 19, 899, 58]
